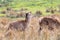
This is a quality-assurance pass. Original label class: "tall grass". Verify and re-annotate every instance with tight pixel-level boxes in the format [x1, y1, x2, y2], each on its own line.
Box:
[0, 17, 60, 40]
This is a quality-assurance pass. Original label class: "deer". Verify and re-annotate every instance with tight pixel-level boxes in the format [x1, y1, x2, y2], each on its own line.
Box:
[39, 17, 60, 31]
[7, 12, 32, 31]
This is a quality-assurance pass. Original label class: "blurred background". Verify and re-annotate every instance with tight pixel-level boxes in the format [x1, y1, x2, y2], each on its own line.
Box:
[0, 0, 60, 18]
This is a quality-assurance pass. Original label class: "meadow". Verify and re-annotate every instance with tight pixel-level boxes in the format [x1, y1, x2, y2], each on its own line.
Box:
[0, 0, 60, 40]
[0, 0, 60, 17]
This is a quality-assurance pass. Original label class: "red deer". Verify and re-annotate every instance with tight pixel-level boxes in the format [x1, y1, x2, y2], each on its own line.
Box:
[7, 12, 32, 31]
[39, 17, 60, 31]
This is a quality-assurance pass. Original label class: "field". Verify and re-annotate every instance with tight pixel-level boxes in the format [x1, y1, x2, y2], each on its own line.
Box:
[0, 0, 60, 40]
[0, 0, 60, 16]
[0, 14, 60, 40]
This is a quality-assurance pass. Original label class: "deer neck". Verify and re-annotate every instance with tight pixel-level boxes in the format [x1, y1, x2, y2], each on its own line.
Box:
[25, 17, 32, 23]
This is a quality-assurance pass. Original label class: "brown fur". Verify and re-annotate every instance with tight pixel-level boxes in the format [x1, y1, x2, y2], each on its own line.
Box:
[39, 17, 60, 30]
[8, 20, 27, 31]
[8, 13, 32, 31]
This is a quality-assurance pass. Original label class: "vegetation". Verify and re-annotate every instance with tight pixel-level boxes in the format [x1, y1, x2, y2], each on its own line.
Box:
[0, 0, 60, 11]
[0, 0, 60, 40]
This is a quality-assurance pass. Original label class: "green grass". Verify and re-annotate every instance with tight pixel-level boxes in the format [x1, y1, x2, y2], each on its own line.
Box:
[0, 14, 6, 17]
[0, 0, 60, 16]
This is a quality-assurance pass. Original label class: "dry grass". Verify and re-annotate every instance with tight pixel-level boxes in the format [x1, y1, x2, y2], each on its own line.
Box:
[0, 14, 60, 40]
